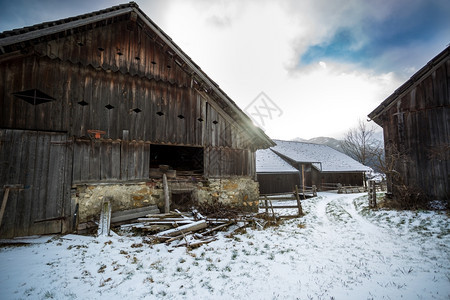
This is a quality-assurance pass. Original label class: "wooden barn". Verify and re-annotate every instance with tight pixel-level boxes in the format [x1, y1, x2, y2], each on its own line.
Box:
[256, 148, 301, 194]
[368, 45, 449, 201]
[259, 140, 371, 191]
[0, 2, 274, 238]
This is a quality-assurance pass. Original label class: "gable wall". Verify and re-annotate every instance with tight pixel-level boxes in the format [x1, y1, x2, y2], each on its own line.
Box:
[379, 58, 449, 199]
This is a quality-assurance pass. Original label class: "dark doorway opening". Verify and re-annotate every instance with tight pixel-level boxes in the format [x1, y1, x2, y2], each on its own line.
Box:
[171, 192, 194, 211]
[150, 144, 204, 174]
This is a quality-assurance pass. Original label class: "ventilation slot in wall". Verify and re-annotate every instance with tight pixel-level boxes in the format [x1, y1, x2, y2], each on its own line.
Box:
[13, 89, 55, 105]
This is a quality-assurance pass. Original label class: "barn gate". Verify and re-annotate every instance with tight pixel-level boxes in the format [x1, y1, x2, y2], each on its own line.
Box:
[0, 129, 73, 238]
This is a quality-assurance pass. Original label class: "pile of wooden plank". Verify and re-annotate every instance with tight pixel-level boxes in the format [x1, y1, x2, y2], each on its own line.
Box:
[121, 210, 264, 248]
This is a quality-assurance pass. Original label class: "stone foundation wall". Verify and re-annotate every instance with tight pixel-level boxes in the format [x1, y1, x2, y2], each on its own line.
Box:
[195, 177, 259, 210]
[72, 177, 260, 229]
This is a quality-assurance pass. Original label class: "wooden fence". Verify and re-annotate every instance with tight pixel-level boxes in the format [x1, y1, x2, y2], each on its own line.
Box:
[259, 185, 305, 217]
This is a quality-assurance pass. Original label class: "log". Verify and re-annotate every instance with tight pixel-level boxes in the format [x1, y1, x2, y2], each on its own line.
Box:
[155, 220, 207, 237]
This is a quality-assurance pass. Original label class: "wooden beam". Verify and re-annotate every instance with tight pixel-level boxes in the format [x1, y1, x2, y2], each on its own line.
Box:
[163, 173, 170, 213]
[155, 220, 207, 237]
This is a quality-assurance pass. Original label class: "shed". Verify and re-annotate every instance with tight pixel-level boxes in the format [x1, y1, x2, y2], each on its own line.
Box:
[256, 148, 300, 194]
[368, 45, 449, 200]
[0, 2, 274, 238]
[269, 140, 371, 190]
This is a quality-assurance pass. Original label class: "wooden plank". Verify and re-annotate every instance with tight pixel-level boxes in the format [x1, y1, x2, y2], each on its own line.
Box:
[88, 141, 101, 181]
[15, 131, 36, 236]
[100, 140, 112, 180]
[111, 205, 160, 223]
[111, 140, 121, 180]
[1, 130, 24, 237]
[44, 133, 66, 234]
[97, 198, 112, 236]
[155, 220, 207, 237]
[30, 132, 50, 235]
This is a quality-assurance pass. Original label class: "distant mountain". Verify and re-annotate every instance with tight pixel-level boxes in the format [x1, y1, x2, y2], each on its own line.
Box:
[292, 136, 343, 152]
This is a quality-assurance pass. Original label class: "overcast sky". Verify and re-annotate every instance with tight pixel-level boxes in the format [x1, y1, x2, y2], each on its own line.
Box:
[1, 0, 449, 140]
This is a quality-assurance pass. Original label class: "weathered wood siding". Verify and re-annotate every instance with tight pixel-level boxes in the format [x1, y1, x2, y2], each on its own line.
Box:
[380, 58, 449, 199]
[0, 129, 72, 238]
[0, 17, 259, 181]
[257, 173, 300, 194]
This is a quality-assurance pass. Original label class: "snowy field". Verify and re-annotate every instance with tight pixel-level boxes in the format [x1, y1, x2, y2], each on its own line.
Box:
[0, 192, 449, 300]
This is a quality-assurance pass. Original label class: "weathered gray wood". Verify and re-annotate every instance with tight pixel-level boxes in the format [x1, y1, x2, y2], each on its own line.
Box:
[163, 173, 170, 213]
[111, 205, 160, 223]
[295, 185, 304, 216]
[155, 220, 207, 237]
[98, 198, 112, 236]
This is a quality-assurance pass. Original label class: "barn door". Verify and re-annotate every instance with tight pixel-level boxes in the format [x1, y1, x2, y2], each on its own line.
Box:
[0, 129, 72, 238]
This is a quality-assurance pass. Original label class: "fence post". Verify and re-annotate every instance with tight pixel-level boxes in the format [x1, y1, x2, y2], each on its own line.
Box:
[264, 195, 269, 215]
[295, 185, 304, 216]
[312, 185, 317, 197]
[368, 180, 376, 208]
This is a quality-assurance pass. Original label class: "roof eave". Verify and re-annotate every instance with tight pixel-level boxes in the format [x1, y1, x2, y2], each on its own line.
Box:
[368, 45, 450, 125]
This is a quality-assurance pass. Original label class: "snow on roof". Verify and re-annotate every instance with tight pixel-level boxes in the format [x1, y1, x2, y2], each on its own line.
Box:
[256, 148, 299, 173]
[272, 139, 371, 173]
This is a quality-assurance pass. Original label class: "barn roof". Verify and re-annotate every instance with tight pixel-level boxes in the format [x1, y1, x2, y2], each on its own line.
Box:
[0, 2, 274, 149]
[256, 149, 299, 174]
[271, 140, 371, 173]
[368, 45, 450, 126]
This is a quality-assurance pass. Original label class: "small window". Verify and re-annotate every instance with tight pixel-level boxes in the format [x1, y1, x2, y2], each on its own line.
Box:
[13, 89, 55, 105]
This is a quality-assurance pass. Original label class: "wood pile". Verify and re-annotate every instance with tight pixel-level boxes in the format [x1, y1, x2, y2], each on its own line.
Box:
[119, 209, 273, 249]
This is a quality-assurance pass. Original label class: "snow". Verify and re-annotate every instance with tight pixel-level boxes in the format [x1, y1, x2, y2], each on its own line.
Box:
[1, 192, 449, 299]
[272, 139, 372, 172]
[256, 148, 299, 173]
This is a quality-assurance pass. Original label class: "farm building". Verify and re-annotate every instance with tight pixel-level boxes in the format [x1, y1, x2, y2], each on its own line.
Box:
[0, 2, 274, 238]
[257, 140, 371, 193]
[256, 148, 300, 194]
[368, 45, 449, 201]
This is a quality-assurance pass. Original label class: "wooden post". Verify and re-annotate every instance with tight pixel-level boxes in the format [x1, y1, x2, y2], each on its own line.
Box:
[312, 185, 317, 197]
[368, 180, 377, 208]
[301, 165, 306, 199]
[295, 185, 304, 216]
[264, 195, 269, 215]
[163, 173, 170, 213]
[97, 197, 112, 236]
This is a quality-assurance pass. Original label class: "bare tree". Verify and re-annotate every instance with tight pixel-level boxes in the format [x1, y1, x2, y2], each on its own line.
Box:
[341, 119, 383, 167]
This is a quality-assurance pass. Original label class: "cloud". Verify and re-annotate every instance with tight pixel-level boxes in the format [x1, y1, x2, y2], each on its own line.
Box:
[0, 0, 447, 140]
[292, 0, 450, 75]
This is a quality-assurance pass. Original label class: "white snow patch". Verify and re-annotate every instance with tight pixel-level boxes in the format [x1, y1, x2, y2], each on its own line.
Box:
[0, 192, 448, 299]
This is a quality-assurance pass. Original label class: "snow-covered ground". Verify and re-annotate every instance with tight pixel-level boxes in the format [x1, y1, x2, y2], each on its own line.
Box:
[1, 192, 449, 299]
